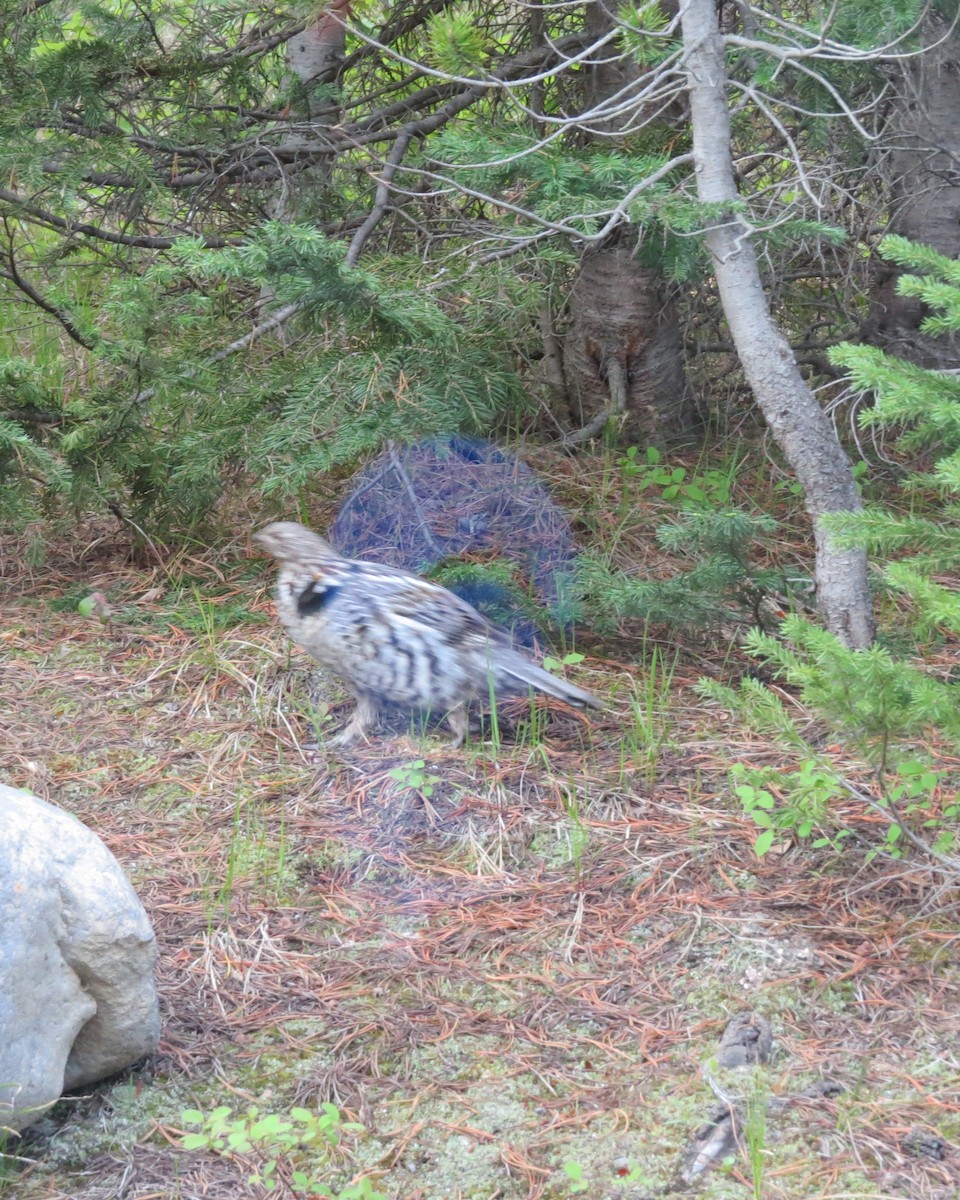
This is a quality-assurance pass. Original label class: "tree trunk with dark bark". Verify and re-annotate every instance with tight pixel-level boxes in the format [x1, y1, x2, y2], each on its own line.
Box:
[556, 3, 695, 447]
[865, 12, 960, 368]
[561, 243, 692, 445]
[680, 0, 875, 648]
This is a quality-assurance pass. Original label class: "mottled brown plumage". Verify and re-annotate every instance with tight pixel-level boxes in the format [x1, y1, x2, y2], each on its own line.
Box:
[254, 521, 601, 747]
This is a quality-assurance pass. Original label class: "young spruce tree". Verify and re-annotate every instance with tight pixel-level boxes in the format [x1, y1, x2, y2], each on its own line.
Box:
[699, 237, 960, 868]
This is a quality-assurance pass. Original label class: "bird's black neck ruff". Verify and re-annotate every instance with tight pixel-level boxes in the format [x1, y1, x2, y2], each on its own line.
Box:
[295, 580, 340, 617]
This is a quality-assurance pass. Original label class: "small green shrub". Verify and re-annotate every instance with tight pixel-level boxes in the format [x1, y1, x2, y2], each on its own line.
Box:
[562, 1156, 650, 1193]
[388, 760, 441, 797]
[619, 445, 735, 509]
[578, 508, 792, 634]
[180, 1102, 385, 1198]
[732, 761, 848, 856]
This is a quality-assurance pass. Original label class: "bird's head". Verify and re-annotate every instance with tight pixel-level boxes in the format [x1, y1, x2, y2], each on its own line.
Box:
[253, 521, 339, 564]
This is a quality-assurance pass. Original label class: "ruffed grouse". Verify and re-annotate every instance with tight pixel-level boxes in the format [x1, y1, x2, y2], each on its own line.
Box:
[254, 521, 601, 747]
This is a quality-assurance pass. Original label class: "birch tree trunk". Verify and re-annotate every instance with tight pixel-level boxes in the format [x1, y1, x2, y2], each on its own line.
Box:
[680, 0, 875, 648]
[258, 0, 351, 317]
[270, 0, 352, 224]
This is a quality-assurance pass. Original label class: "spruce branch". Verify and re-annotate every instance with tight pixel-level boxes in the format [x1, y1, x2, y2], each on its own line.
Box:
[1, 223, 97, 351]
[0, 187, 238, 250]
[332, 19, 620, 93]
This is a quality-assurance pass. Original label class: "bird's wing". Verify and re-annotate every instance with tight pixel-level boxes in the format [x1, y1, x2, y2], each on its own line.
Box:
[359, 571, 510, 648]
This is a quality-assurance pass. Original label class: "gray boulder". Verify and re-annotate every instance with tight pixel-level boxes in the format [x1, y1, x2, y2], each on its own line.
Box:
[0, 785, 160, 1134]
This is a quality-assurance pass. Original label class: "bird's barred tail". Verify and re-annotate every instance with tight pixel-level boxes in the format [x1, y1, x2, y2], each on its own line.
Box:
[489, 648, 603, 710]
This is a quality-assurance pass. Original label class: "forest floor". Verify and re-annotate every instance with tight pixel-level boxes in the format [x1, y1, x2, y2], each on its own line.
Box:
[1, 463, 959, 1200]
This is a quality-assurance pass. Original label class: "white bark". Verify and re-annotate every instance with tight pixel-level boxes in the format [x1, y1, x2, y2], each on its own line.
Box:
[286, 0, 350, 96]
[259, 0, 350, 317]
[680, 0, 875, 648]
[269, 0, 350, 222]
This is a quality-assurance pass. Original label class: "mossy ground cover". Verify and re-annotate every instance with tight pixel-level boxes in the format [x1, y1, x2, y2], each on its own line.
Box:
[1, 462, 958, 1200]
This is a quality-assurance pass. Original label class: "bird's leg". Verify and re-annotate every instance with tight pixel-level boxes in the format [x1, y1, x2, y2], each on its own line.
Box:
[330, 695, 379, 747]
[446, 704, 470, 749]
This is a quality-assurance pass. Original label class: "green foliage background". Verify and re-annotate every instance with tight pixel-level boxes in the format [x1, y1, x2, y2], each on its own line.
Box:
[0, 0, 925, 533]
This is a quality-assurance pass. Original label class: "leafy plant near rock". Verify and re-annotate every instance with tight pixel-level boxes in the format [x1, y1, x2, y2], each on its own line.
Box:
[180, 1103, 384, 1199]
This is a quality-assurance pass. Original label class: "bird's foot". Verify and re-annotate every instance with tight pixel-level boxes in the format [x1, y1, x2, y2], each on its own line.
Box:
[446, 705, 469, 749]
[328, 726, 367, 749]
[327, 698, 379, 749]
